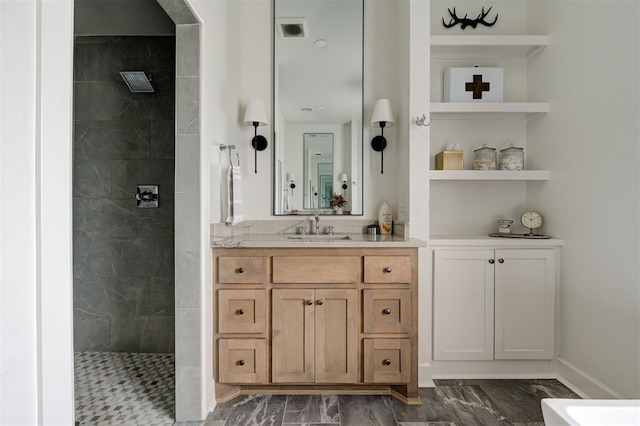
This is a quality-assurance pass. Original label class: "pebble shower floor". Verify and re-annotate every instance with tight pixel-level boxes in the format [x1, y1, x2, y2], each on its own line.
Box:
[74, 352, 175, 425]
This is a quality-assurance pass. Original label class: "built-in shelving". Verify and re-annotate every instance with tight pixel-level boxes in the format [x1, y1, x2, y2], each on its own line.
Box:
[429, 170, 549, 181]
[430, 35, 550, 59]
[430, 102, 549, 118]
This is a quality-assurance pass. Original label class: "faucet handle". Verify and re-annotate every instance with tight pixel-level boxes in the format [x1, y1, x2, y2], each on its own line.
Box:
[300, 225, 308, 235]
[326, 226, 334, 235]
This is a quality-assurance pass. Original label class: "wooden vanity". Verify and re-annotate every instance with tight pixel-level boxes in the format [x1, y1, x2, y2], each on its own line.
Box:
[212, 245, 420, 404]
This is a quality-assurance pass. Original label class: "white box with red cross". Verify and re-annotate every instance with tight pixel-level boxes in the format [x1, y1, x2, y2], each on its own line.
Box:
[443, 67, 504, 102]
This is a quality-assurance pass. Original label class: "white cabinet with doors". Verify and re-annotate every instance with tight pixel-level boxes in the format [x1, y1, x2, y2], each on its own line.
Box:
[433, 244, 557, 362]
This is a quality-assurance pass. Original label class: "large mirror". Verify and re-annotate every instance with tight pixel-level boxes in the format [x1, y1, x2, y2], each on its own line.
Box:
[273, 0, 363, 215]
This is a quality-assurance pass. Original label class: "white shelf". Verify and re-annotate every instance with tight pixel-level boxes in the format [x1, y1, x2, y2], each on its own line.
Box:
[430, 35, 549, 59]
[429, 170, 549, 181]
[430, 102, 549, 117]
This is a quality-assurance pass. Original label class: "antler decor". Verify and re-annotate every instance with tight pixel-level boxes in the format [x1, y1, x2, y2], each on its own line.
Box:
[442, 6, 498, 29]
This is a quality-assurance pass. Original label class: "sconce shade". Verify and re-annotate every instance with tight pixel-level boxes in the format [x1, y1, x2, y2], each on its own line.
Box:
[243, 99, 268, 126]
[370, 99, 395, 127]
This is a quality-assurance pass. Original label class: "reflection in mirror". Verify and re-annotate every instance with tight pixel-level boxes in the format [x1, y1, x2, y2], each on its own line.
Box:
[303, 134, 333, 209]
[273, 0, 363, 215]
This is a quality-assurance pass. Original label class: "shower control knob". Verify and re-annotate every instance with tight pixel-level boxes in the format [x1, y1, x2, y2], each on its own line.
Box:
[384, 267, 392, 273]
[236, 309, 245, 315]
[237, 267, 245, 274]
[237, 360, 245, 366]
[382, 308, 391, 315]
[382, 359, 391, 366]
[306, 300, 313, 306]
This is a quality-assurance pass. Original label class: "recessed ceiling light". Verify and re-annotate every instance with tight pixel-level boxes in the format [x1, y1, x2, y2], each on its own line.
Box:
[313, 39, 328, 49]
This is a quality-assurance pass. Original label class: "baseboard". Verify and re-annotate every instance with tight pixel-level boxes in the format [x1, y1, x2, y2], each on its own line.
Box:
[556, 357, 624, 399]
[419, 362, 436, 388]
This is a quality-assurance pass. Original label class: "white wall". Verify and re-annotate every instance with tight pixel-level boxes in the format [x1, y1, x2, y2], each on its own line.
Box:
[527, 0, 640, 398]
[1, 0, 75, 423]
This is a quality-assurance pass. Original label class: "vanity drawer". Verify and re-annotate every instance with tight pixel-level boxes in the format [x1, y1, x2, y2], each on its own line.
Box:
[218, 256, 267, 283]
[218, 289, 266, 334]
[272, 256, 360, 283]
[363, 289, 411, 334]
[363, 338, 411, 384]
[218, 339, 267, 383]
[364, 256, 411, 283]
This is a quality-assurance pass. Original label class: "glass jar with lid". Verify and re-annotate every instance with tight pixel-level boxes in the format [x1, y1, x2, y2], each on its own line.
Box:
[499, 144, 525, 170]
[473, 144, 497, 170]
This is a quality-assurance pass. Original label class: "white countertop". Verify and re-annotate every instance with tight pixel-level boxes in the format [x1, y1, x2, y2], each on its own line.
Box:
[212, 233, 427, 248]
[430, 235, 563, 247]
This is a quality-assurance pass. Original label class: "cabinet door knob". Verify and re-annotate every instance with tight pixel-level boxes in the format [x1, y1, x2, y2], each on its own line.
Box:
[498, 258, 504, 263]
[382, 308, 391, 315]
[316, 300, 324, 306]
[384, 267, 392, 273]
[236, 309, 245, 315]
[306, 299, 314, 306]
[237, 360, 245, 366]
[237, 267, 245, 273]
[488, 259, 495, 264]
[382, 359, 391, 366]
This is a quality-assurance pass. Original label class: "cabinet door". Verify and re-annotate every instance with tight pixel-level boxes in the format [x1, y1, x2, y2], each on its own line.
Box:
[314, 289, 358, 383]
[218, 289, 266, 334]
[363, 289, 411, 334]
[363, 338, 411, 383]
[433, 249, 495, 360]
[494, 249, 555, 359]
[272, 289, 315, 382]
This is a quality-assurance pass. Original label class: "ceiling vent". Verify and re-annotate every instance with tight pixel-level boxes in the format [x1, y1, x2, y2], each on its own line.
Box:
[277, 18, 308, 39]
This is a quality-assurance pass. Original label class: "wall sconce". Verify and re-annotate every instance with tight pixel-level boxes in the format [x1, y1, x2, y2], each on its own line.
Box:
[287, 173, 296, 195]
[243, 99, 268, 173]
[339, 173, 348, 194]
[370, 99, 395, 174]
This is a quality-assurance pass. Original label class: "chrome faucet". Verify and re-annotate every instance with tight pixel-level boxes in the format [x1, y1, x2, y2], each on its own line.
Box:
[314, 211, 321, 235]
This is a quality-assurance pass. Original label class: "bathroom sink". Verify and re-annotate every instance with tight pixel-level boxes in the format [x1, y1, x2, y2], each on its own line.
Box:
[287, 235, 352, 242]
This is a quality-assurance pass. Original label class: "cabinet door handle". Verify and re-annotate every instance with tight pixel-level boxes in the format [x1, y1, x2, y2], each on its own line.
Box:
[488, 259, 495, 264]
[236, 309, 245, 315]
[237, 267, 245, 273]
[237, 360, 245, 366]
[316, 300, 324, 306]
[384, 267, 392, 273]
[498, 258, 504, 263]
[306, 299, 314, 306]
[382, 359, 391, 366]
[382, 308, 391, 315]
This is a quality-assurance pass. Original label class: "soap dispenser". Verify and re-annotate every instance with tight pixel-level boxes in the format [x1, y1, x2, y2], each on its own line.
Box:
[378, 200, 392, 235]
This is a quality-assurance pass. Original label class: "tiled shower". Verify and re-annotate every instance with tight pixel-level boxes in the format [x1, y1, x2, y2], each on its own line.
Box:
[72, 36, 175, 353]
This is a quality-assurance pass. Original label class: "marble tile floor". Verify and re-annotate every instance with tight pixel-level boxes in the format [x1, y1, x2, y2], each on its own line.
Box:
[205, 379, 580, 426]
[75, 352, 579, 425]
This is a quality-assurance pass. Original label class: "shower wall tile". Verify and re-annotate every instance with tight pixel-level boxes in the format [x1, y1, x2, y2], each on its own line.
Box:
[141, 315, 175, 353]
[74, 120, 150, 160]
[73, 159, 112, 198]
[175, 193, 200, 252]
[176, 308, 201, 367]
[176, 77, 200, 134]
[176, 134, 200, 192]
[157, 0, 199, 25]
[74, 311, 111, 351]
[151, 119, 176, 159]
[175, 250, 199, 309]
[175, 365, 202, 421]
[177, 25, 200, 77]
[73, 36, 175, 353]
[111, 159, 175, 200]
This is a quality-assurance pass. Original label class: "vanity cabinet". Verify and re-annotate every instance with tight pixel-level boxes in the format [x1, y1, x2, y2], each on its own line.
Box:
[272, 288, 358, 383]
[433, 248, 555, 361]
[213, 246, 419, 404]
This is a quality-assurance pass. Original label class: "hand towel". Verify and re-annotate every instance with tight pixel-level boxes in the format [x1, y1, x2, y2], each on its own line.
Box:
[226, 165, 244, 225]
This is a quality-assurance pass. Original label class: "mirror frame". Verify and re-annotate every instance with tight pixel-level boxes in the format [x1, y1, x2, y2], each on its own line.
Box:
[271, 0, 364, 216]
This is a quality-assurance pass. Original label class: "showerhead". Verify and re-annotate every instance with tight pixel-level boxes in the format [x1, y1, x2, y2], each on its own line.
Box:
[119, 71, 155, 93]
